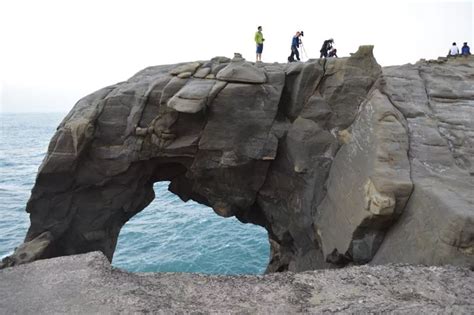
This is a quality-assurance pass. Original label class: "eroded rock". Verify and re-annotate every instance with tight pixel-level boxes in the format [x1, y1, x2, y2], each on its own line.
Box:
[167, 79, 222, 113]
[216, 59, 267, 83]
[315, 89, 413, 265]
[372, 56, 474, 266]
[170, 62, 201, 76]
[2, 51, 473, 272]
[0, 232, 53, 269]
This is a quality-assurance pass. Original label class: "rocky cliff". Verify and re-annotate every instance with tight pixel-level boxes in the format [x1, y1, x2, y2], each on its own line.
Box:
[2, 47, 473, 271]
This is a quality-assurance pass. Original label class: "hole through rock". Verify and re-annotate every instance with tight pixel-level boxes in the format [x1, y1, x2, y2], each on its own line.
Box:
[112, 181, 270, 275]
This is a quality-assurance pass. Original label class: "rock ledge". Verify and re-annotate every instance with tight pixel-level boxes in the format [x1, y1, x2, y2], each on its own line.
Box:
[0, 252, 473, 314]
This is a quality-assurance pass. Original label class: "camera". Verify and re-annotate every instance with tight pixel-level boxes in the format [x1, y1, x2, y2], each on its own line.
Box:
[300, 31, 304, 37]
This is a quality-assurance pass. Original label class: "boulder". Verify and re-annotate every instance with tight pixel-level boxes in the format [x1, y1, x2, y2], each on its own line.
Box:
[167, 79, 224, 113]
[169, 62, 201, 76]
[216, 61, 267, 84]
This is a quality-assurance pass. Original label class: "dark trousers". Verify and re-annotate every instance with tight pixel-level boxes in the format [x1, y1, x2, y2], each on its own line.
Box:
[288, 46, 300, 62]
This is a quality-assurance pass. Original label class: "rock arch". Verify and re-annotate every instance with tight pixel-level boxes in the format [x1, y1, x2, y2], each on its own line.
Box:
[2, 49, 473, 271]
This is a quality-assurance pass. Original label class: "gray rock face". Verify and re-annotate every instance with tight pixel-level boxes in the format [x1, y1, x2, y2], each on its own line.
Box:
[1, 252, 473, 314]
[316, 89, 413, 265]
[372, 57, 474, 266]
[1, 49, 473, 272]
[167, 79, 224, 113]
[216, 59, 267, 83]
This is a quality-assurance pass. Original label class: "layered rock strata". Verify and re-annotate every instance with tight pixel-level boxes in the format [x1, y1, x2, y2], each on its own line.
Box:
[1, 49, 473, 271]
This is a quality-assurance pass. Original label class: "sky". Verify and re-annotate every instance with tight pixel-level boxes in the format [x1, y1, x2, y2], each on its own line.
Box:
[0, 0, 472, 113]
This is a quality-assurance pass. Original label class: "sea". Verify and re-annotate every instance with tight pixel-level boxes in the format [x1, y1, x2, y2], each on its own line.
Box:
[0, 112, 269, 274]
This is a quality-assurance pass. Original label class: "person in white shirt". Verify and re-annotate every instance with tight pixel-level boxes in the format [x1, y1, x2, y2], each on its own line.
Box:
[449, 42, 459, 56]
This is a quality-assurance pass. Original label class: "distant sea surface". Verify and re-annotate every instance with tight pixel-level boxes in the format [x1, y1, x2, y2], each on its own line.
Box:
[0, 112, 269, 274]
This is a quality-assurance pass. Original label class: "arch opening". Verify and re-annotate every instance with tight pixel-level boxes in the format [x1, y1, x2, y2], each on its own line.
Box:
[112, 181, 270, 275]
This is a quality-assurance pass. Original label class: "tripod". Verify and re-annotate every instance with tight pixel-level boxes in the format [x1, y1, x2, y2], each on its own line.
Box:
[299, 40, 309, 61]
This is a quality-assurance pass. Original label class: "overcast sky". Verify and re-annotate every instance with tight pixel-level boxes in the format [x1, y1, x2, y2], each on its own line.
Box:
[1, 0, 472, 113]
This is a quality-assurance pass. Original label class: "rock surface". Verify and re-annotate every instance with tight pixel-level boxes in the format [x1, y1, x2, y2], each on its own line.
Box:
[0, 252, 473, 314]
[1, 48, 473, 272]
[316, 89, 413, 265]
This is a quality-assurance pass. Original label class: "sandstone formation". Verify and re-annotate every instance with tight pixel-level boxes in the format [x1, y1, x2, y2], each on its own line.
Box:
[1, 252, 473, 313]
[1, 48, 473, 272]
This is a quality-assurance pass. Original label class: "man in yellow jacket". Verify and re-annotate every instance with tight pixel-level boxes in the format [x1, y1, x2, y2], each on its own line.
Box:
[255, 26, 265, 62]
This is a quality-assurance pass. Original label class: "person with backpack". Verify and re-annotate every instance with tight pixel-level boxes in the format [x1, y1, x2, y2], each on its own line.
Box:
[448, 42, 459, 57]
[461, 42, 471, 56]
[288, 31, 302, 62]
[255, 26, 265, 62]
[320, 39, 334, 58]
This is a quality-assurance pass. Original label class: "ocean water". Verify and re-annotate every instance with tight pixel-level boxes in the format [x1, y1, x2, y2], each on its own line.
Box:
[0, 112, 269, 274]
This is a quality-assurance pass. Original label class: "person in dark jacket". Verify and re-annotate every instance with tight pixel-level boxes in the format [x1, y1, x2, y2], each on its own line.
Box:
[320, 38, 334, 58]
[328, 48, 338, 58]
[288, 31, 302, 62]
[462, 42, 471, 56]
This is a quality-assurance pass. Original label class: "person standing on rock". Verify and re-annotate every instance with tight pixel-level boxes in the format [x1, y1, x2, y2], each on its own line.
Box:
[461, 42, 471, 56]
[320, 39, 334, 58]
[448, 42, 459, 56]
[255, 26, 265, 62]
[288, 31, 302, 62]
